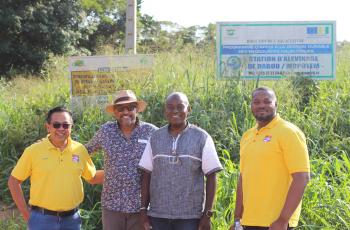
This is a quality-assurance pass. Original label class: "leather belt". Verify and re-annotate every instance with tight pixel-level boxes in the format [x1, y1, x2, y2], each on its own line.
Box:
[31, 205, 78, 217]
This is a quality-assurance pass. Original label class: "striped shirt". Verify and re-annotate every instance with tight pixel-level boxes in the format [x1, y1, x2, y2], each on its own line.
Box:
[139, 123, 223, 219]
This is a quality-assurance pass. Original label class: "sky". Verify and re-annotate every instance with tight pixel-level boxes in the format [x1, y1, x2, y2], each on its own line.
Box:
[141, 0, 349, 41]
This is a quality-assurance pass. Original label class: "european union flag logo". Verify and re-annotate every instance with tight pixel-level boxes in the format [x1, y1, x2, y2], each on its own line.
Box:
[307, 27, 317, 34]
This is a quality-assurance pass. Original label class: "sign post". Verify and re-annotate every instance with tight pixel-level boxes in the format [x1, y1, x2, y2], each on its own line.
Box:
[125, 0, 137, 54]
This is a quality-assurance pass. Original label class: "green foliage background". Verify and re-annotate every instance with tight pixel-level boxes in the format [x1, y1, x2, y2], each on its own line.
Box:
[1, 43, 350, 229]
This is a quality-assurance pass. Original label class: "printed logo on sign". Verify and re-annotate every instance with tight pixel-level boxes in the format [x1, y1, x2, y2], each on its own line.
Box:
[140, 57, 148, 65]
[73, 60, 84, 67]
[307, 26, 329, 36]
[72, 154, 80, 163]
[226, 29, 236, 36]
[227, 56, 241, 70]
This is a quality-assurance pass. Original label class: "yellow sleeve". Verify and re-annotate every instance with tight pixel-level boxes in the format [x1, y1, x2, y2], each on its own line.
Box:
[11, 148, 32, 181]
[81, 149, 96, 181]
[281, 127, 310, 173]
[239, 131, 250, 173]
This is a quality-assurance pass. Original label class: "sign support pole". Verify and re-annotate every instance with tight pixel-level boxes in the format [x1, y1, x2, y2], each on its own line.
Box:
[125, 0, 137, 54]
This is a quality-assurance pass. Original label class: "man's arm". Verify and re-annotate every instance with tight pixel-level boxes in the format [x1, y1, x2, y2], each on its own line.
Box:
[8, 175, 30, 222]
[140, 171, 151, 230]
[269, 172, 310, 230]
[87, 170, 104, 184]
[199, 172, 218, 230]
[230, 174, 243, 230]
[85, 128, 103, 155]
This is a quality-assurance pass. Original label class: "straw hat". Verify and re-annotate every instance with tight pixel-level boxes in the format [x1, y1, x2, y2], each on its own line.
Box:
[106, 90, 147, 114]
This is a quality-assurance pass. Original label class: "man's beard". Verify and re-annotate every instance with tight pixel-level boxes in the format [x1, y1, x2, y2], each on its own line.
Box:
[254, 113, 275, 122]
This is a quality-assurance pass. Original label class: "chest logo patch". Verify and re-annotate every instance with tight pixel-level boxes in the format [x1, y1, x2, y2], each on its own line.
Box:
[263, 135, 272, 142]
[72, 154, 80, 163]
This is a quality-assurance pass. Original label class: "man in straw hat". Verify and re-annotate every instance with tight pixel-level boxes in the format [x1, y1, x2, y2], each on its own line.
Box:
[86, 90, 157, 230]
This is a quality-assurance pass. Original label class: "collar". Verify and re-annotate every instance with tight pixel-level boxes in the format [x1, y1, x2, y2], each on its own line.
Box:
[255, 114, 281, 132]
[44, 135, 73, 151]
[167, 122, 191, 136]
[116, 117, 140, 130]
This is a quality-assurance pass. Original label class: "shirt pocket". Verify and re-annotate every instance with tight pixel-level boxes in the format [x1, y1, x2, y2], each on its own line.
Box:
[189, 156, 202, 172]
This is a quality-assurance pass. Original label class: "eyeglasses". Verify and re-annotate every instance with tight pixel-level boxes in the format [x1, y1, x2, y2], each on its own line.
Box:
[52, 123, 71, 129]
[114, 104, 137, 112]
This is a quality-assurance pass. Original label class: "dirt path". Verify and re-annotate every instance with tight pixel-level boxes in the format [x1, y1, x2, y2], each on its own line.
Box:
[0, 201, 20, 221]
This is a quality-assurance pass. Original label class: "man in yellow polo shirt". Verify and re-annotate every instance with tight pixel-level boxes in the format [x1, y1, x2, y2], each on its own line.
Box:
[8, 106, 103, 230]
[230, 87, 310, 230]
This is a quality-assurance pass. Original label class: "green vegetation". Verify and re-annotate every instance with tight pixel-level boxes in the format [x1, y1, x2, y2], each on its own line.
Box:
[0, 43, 350, 229]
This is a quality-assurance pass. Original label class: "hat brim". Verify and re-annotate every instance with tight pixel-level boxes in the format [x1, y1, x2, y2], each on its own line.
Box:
[106, 100, 147, 114]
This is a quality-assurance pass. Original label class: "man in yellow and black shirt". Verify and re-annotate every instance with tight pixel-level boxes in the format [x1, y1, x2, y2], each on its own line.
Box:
[8, 106, 104, 230]
[231, 87, 310, 230]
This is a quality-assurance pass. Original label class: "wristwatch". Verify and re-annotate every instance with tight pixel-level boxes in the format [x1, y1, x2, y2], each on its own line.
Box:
[204, 210, 213, 218]
[234, 219, 243, 230]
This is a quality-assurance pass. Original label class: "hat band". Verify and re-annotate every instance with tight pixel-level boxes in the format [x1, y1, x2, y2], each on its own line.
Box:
[114, 96, 136, 104]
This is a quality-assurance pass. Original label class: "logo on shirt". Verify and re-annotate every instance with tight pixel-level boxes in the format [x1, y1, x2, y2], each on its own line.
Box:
[263, 135, 272, 142]
[72, 154, 80, 163]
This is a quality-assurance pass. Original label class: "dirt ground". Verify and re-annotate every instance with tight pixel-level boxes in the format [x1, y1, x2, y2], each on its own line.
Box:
[0, 201, 20, 221]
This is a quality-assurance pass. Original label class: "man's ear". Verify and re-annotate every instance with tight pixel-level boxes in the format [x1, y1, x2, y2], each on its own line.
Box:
[45, 123, 50, 131]
[187, 105, 192, 113]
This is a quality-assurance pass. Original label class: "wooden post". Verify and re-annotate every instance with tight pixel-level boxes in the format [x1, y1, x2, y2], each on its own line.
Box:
[125, 0, 136, 54]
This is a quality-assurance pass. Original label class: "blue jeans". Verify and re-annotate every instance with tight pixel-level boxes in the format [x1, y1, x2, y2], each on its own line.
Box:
[243, 226, 295, 230]
[150, 217, 199, 230]
[28, 209, 81, 230]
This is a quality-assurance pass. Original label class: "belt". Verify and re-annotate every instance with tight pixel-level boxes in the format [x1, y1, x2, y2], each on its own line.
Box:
[31, 206, 78, 217]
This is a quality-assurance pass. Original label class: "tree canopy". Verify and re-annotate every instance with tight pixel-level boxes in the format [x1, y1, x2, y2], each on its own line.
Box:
[0, 0, 215, 77]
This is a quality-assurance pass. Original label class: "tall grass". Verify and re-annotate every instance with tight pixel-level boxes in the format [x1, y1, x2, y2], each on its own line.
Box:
[1, 43, 350, 229]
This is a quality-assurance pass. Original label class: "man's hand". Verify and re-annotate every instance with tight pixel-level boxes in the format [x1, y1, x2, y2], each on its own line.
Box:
[23, 208, 30, 222]
[269, 218, 288, 230]
[87, 170, 104, 184]
[229, 222, 243, 230]
[198, 215, 211, 230]
[140, 211, 151, 230]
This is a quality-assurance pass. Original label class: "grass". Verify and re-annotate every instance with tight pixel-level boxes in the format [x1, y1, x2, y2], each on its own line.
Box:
[1, 43, 350, 229]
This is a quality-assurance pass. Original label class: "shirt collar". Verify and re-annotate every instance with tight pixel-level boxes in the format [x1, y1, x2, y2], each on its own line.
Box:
[116, 117, 140, 131]
[255, 114, 281, 131]
[44, 135, 73, 151]
[167, 121, 191, 136]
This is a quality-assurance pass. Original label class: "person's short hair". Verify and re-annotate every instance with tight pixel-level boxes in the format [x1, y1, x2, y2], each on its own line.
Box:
[252, 86, 277, 100]
[166, 92, 190, 106]
[46, 106, 73, 123]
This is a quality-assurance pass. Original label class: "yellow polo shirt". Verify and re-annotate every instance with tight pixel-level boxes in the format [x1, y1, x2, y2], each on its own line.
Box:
[11, 136, 96, 211]
[240, 115, 310, 227]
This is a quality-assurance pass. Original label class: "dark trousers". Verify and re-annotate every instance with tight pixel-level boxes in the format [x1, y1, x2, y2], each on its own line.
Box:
[243, 226, 295, 230]
[150, 217, 199, 230]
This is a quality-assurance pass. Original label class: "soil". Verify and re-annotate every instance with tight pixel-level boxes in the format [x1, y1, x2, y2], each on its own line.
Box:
[0, 201, 20, 221]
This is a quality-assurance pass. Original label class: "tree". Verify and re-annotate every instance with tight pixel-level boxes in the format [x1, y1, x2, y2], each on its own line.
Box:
[79, 0, 143, 53]
[0, 0, 84, 76]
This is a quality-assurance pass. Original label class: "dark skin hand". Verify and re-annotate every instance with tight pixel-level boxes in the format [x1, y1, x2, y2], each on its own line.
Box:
[198, 173, 217, 230]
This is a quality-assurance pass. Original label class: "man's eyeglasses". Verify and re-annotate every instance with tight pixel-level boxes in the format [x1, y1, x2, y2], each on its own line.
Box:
[114, 104, 137, 112]
[52, 123, 71, 129]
